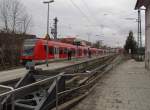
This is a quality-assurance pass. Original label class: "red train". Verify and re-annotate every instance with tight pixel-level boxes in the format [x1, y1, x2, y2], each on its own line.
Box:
[20, 38, 105, 64]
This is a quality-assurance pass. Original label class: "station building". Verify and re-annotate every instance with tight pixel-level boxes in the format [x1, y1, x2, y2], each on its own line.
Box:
[135, 0, 150, 69]
[59, 37, 92, 46]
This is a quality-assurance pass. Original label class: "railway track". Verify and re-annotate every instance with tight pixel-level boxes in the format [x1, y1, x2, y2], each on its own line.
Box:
[0, 55, 112, 85]
[0, 54, 123, 110]
[53, 55, 122, 110]
[0, 56, 89, 72]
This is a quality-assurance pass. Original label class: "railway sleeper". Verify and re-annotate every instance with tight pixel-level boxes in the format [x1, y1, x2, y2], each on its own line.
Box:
[0, 54, 118, 110]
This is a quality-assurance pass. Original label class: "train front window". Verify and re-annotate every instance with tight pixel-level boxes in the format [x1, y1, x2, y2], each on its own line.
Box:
[23, 46, 34, 56]
[22, 39, 37, 56]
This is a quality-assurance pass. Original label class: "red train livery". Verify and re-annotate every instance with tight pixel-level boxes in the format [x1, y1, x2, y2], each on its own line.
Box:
[20, 38, 104, 64]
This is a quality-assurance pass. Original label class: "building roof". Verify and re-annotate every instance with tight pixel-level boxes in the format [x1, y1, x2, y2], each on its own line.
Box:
[135, 0, 149, 9]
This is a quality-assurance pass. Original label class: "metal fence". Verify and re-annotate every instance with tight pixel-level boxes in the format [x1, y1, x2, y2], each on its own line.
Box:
[0, 67, 113, 110]
[0, 54, 120, 110]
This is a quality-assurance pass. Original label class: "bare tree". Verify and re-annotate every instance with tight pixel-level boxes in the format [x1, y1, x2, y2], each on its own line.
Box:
[0, 0, 32, 33]
[0, 0, 10, 32]
[10, 0, 27, 33]
[21, 14, 32, 34]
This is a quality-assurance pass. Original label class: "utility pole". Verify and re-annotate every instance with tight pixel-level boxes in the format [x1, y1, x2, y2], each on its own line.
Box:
[52, 17, 58, 39]
[43, 0, 54, 67]
[138, 9, 142, 48]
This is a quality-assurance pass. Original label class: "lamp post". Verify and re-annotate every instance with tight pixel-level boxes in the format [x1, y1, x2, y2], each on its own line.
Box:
[137, 8, 145, 48]
[125, 9, 145, 58]
[137, 9, 142, 48]
[125, 8, 145, 49]
[43, 0, 54, 67]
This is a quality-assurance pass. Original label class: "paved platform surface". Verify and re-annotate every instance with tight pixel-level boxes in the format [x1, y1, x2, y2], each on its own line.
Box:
[71, 59, 150, 110]
[0, 56, 102, 83]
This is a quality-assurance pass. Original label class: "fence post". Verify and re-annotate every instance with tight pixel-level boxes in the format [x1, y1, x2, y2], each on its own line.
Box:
[56, 77, 58, 110]
[0, 96, 3, 110]
[11, 93, 15, 110]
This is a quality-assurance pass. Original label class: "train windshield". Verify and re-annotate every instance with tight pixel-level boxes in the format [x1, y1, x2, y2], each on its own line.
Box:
[23, 46, 34, 56]
[22, 39, 37, 56]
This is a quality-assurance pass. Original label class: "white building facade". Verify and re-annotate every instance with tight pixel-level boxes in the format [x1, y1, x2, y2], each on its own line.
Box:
[136, 0, 150, 69]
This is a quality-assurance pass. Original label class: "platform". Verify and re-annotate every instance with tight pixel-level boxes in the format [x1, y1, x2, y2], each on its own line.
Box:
[0, 56, 104, 84]
[71, 59, 150, 110]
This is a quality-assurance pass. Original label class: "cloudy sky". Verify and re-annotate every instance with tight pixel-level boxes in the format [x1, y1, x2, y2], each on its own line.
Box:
[20, 0, 145, 47]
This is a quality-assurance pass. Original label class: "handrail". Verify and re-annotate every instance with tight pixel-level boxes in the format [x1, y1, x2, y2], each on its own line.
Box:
[0, 54, 117, 110]
[0, 72, 64, 97]
[0, 85, 14, 91]
[0, 71, 99, 110]
[0, 72, 93, 98]
[0, 55, 113, 98]
[0, 85, 14, 110]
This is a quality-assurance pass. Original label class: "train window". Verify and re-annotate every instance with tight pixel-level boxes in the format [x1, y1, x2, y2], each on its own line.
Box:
[79, 49, 82, 55]
[54, 48, 58, 54]
[49, 47, 54, 55]
[44, 45, 54, 55]
[23, 46, 34, 56]
[72, 49, 75, 56]
[44, 45, 46, 52]
[84, 49, 87, 55]
[64, 48, 68, 54]
[77, 49, 80, 55]
[56, 48, 59, 54]
[59, 48, 63, 54]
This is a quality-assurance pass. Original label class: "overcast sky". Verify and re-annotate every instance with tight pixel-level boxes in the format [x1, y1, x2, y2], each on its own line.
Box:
[20, 0, 145, 47]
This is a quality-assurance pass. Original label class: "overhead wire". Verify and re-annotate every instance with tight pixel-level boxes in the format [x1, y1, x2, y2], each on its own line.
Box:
[53, 0, 89, 36]
[69, 0, 95, 26]
[54, 0, 102, 38]
[81, 0, 98, 24]
[80, 0, 104, 32]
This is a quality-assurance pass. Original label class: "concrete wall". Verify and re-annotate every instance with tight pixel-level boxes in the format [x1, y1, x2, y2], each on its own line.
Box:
[145, 5, 150, 69]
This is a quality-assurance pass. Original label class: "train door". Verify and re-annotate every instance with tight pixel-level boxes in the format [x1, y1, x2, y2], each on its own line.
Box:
[84, 49, 88, 57]
[54, 47, 59, 59]
[71, 48, 76, 57]
[48, 46, 54, 59]
[64, 48, 68, 58]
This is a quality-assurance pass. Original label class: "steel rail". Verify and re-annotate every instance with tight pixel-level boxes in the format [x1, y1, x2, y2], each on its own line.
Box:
[0, 85, 14, 91]
[57, 66, 112, 96]
[0, 54, 115, 98]
[54, 56, 121, 110]
[0, 54, 117, 110]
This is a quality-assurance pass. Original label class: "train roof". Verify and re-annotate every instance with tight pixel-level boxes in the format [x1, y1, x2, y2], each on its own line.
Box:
[37, 39, 87, 48]
[30, 38, 103, 50]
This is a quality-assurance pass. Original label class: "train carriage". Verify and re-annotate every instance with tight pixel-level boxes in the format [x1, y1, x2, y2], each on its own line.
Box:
[20, 38, 105, 64]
